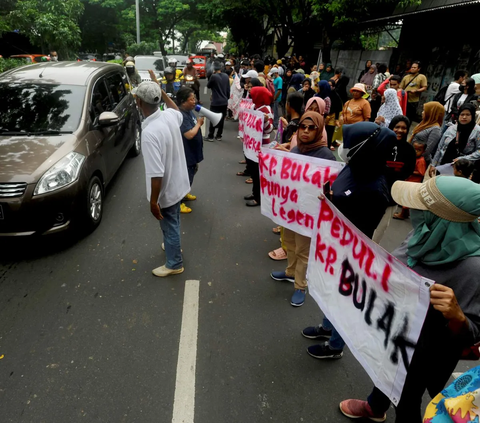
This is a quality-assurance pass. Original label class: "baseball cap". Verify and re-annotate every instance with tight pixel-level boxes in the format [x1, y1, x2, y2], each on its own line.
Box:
[241, 70, 259, 79]
[392, 176, 480, 222]
[269, 67, 279, 74]
[134, 81, 162, 105]
[295, 68, 305, 74]
[225, 61, 232, 65]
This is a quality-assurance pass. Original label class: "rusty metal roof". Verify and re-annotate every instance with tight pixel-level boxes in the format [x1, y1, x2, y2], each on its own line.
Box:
[363, 0, 480, 24]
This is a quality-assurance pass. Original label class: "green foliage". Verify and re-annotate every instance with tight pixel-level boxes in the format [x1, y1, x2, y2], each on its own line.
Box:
[3, 0, 84, 56]
[126, 42, 159, 56]
[0, 57, 29, 73]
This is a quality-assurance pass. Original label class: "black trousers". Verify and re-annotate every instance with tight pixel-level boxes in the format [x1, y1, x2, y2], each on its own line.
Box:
[326, 125, 335, 148]
[246, 158, 260, 203]
[406, 101, 419, 124]
[208, 104, 227, 138]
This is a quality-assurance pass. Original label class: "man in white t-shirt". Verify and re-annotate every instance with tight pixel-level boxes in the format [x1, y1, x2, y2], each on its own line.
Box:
[135, 81, 190, 277]
[444, 70, 468, 114]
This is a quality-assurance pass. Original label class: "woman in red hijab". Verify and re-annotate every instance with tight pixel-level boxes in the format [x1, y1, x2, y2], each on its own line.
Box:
[244, 87, 274, 207]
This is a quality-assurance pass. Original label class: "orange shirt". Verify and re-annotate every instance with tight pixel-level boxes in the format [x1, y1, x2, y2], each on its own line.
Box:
[407, 156, 427, 183]
[343, 98, 371, 124]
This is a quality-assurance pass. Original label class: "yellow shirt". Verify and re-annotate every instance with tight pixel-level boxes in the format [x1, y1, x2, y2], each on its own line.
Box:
[400, 73, 428, 103]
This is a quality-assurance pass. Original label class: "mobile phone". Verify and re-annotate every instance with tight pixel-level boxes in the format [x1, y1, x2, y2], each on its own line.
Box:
[323, 181, 331, 200]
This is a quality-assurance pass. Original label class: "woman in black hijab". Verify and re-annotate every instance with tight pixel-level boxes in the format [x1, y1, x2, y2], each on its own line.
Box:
[432, 103, 480, 167]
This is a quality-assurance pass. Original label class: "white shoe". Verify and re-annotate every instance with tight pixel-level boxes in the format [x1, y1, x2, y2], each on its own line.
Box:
[152, 265, 184, 277]
[162, 243, 183, 253]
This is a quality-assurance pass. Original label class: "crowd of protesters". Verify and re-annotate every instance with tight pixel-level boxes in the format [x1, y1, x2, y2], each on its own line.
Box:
[133, 50, 480, 422]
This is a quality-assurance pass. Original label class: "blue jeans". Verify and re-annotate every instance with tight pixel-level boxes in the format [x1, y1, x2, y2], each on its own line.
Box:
[273, 101, 280, 129]
[159, 201, 183, 270]
[322, 317, 346, 350]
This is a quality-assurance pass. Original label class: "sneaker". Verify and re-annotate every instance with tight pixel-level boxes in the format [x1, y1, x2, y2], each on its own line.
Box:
[339, 399, 386, 422]
[215, 136, 222, 141]
[180, 203, 192, 213]
[307, 342, 343, 359]
[204, 136, 214, 142]
[152, 265, 184, 277]
[291, 289, 306, 307]
[270, 271, 294, 283]
[183, 193, 197, 201]
[302, 325, 332, 340]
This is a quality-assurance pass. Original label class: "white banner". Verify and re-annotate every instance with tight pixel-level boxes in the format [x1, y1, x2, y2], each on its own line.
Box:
[240, 108, 264, 163]
[307, 198, 432, 406]
[259, 147, 344, 237]
[238, 98, 254, 139]
[228, 77, 243, 120]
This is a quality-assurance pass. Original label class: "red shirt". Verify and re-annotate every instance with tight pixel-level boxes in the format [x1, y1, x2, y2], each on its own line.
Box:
[377, 79, 408, 116]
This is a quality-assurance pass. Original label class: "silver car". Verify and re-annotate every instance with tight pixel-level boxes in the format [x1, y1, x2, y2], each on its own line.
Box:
[134, 55, 166, 82]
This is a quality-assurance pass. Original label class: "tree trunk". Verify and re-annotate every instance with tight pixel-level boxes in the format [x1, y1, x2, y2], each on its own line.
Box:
[321, 26, 332, 64]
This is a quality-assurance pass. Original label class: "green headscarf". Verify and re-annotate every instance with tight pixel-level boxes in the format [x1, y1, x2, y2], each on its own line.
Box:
[406, 177, 480, 267]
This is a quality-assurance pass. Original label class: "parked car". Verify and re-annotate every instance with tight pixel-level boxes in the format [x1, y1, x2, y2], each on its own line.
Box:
[134, 55, 166, 82]
[77, 53, 100, 62]
[0, 61, 142, 236]
[190, 55, 207, 78]
[166, 55, 189, 68]
[10, 54, 48, 63]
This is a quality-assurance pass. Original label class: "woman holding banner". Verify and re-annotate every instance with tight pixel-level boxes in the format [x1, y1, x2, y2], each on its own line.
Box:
[270, 111, 336, 307]
[244, 86, 274, 207]
[339, 176, 480, 421]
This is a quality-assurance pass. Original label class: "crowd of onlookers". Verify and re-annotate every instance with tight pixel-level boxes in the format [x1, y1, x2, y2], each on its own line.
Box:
[132, 50, 480, 421]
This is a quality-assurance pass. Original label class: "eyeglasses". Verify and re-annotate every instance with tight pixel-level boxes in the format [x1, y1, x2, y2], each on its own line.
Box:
[299, 124, 318, 131]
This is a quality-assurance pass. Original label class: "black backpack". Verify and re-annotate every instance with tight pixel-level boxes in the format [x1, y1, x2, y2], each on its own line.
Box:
[434, 85, 449, 105]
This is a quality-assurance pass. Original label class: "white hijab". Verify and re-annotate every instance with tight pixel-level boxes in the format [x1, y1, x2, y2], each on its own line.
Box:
[378, 88, 403, 127]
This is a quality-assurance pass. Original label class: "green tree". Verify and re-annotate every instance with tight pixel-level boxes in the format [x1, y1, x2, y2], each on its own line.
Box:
[2, 0, 84, 57]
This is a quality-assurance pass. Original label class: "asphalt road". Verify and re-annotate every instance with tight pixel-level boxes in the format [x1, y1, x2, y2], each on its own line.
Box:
[0, 80, 474, 423]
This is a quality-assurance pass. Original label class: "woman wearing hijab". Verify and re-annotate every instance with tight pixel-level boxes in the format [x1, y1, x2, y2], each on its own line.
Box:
[431, 103, 480, 168]
[304, 97, 328, 145]
[409, 101, 444, 163]
[288, 73, 304, 94]
[300, 78, 315, 105]
[302, 122, 415, 358]
[321, 79, 343, 149]
[449, 77, 479, 123]
[340, 176, 480, 422]
[323, 63, 335, 81]
[281, 69, 293, 111]
[244, 86, 273, 207]
[375, 88, 404, 128]
[360, 64, 377, 93]
[358, 60, 372, 82]
[271, 111, 336, 307]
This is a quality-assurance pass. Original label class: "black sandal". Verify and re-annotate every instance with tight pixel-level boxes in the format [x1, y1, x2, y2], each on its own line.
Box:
[237, 171, 250, 176]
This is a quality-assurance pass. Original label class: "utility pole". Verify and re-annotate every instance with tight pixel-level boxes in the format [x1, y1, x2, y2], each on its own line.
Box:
[136, 0, 140, 44]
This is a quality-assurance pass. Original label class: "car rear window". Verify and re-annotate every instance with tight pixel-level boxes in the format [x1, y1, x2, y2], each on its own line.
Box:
[0, 83, 86, 132]
[135, 57, 164, 72]
[193, 58, 205, 64]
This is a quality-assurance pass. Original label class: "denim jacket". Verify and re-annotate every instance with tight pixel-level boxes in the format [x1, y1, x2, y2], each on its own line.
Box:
[432, 124, 480, 166]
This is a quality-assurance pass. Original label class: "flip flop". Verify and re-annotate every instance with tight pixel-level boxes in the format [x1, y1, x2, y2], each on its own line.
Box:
[272, 226, 281, 234]
[393, 213, 407, 220]
[268, 248, 287, 261]
[245, 178, 253, 184]
[239, 160, 247, 164]
[237, 171, 250, 176]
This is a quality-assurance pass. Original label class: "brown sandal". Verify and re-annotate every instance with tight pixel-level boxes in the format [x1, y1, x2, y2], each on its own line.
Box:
[272, 226, 281, 234]
[245, 178, 253, 184]
[268, 248, 287, 260]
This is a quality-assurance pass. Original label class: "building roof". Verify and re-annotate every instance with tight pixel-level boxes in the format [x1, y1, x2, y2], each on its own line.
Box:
[364, 0, 480, 25]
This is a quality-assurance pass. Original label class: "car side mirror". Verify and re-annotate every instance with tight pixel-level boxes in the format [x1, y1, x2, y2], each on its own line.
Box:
[98, 111, 120, 127]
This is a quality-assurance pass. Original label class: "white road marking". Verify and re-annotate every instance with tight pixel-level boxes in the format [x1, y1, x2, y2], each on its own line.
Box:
[203, 86, 207, 95]
[172, 280, 200, 423]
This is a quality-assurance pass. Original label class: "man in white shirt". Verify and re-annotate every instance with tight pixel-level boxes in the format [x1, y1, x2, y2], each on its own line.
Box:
[444, 70, 468, 114]
[135, 82, 190, 277]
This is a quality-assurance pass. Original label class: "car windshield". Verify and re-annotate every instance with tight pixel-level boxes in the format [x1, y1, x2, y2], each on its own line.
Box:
[193, 58, 205, 64]
[135, 57, 164, 72]
[0, 83, 86, 133]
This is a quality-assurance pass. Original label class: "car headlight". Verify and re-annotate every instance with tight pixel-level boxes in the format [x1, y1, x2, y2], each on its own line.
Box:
[34, 152, 85, 195]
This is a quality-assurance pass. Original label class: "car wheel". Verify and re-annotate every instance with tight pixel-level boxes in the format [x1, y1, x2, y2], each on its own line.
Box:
[129, 122, 142, 157]
[83, 176, 104, 232]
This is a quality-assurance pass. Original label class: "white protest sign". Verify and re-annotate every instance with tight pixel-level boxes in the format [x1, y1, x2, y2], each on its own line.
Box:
[259, 147, 344, 237]
[307, 198, 432, 405]
[238, 98, 254, 139]
[240, 108, 264, 163]
[228, 77, 243, 120]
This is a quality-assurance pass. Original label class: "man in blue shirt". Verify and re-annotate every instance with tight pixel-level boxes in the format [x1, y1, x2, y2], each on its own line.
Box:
[271, 67, 283, 129]
[177, 87, 205, 213]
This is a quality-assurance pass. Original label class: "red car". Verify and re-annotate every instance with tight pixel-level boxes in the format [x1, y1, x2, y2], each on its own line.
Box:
[191, 55, 206, 78]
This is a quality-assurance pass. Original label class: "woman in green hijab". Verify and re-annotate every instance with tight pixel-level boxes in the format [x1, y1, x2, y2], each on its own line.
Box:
[340, 176, 480, 421]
